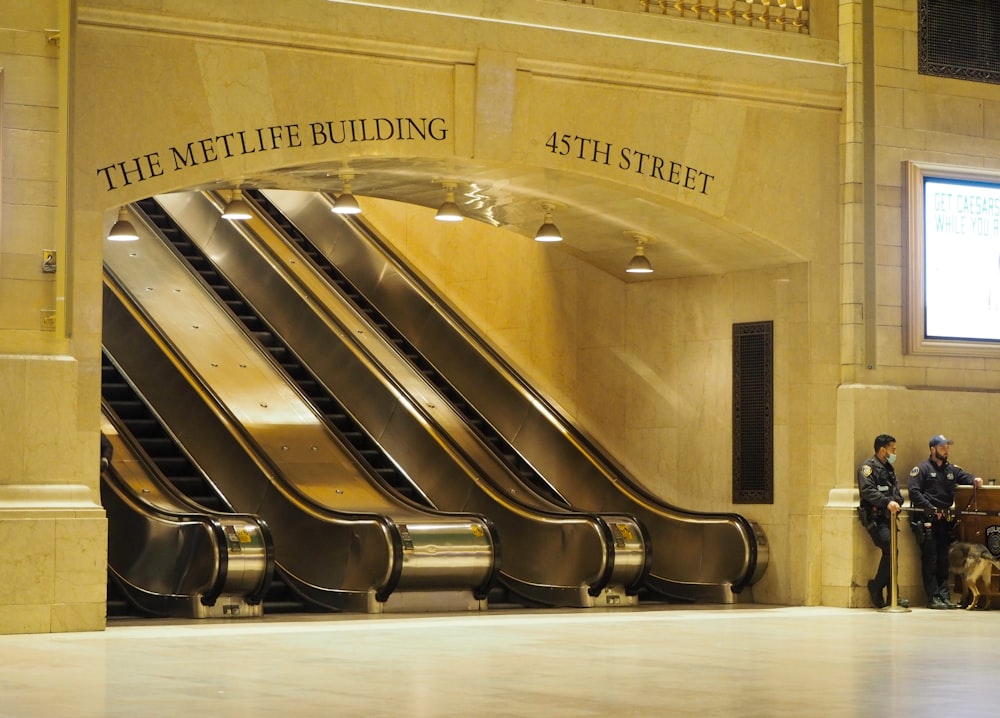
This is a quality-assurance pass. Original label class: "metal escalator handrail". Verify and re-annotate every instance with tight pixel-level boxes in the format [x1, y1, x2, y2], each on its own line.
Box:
[100, 422, 268, 607]
[104, 257, 406, 605]
[133, 194, 496, 605]
[621, 515, 653, 595]
[589, 515, 619, 598]
[168, 197, 434, 512]
[101, 461, 230, 536]
[376, 519, 404, 603]
[472, 514, 502, 600]
[246, 517, 276, 606]
[102, 397, 224, 514]
[101, 462, 227, 603]
[328, 201, 756, 593]
[346, 210, 640, 489]
[102, 270, 396, 531]
[239, 190, 638, 598]
[334, 208, 763, 592]
[729, 515, 760, 593]
[240, 191, 604, 522]
[200, 517, 230, 607]
[102, 393, 277, 605]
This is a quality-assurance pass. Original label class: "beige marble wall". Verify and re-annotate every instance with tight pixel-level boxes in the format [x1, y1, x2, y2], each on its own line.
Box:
[66, 0, 842, 609]
[833, 0, 1000, 607]
[0, 485, 106, 633]
[841, 0, 1000, 394]
[822, 487, 921, 606]
[0, 1, 108, 633]
[0, 0, 856, 635]
[826, 382, 1000, 607]
[361, 198, 840, 605]
[0, 1, 65, 347]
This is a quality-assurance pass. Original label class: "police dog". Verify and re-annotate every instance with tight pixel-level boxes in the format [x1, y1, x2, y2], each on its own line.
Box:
[948, 542, 1000, 610]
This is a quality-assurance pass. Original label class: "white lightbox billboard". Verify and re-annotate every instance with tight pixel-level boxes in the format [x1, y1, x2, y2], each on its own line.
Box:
[906, 162, 1000, 357]
[924, 177, 1000, 340]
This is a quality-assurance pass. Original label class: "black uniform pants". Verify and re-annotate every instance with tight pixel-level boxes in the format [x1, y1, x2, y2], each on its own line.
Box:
[867, 521, 893, 594]
[914, 520, 955, 602]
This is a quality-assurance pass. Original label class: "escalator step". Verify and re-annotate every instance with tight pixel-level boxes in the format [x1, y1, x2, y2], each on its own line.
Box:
[152, 457, 196, 475]
[113, 403, 155, 422]
[138, 438, 181, 457]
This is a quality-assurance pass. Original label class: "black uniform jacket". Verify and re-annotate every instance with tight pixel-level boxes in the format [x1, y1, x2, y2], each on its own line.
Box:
[858, 454, 902, 521]
[908, 458, 974, 512]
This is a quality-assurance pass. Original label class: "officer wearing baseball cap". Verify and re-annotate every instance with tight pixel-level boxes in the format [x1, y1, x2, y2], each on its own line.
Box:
[908, 434, 984, 608]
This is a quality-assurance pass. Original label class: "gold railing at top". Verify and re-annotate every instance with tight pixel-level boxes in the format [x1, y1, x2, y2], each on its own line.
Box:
[559, 0, 809, 35]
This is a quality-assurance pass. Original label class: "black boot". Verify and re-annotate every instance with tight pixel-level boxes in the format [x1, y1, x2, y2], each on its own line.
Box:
[867, 580, 885, 609]
[938, 592, 959, 609]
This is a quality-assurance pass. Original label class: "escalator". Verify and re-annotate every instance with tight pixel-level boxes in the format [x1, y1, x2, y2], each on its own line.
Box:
[100, 399, 273, 618]
[245, 188, 768, 603]
[103, 217, 500, 613]
[102, 350, 311, 614]
[123, 193, 650, 608]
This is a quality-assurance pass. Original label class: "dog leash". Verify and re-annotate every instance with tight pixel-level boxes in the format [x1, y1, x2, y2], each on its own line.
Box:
[955, 483, 978, 526]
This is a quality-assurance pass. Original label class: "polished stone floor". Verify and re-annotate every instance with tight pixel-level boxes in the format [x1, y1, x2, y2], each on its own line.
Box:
[1, 604, 999, 717]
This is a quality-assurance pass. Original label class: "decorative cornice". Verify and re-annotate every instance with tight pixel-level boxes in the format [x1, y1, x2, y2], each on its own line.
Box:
[638, 0, 809, 35]
[520, 56, 841, 111]
[78, 5, 837, 111]
[77, 7, 475, 66]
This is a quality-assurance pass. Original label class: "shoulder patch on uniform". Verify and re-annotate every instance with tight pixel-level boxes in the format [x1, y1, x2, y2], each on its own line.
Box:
[861, 465, 872, 478]
[910, 467, 920, 477]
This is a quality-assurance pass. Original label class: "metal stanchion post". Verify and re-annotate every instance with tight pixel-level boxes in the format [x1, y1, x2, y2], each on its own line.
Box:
[880, 511, 911, 613]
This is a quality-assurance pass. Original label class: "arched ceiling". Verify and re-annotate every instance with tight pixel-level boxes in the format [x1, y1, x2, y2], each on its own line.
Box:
[193, 157, 806, 281]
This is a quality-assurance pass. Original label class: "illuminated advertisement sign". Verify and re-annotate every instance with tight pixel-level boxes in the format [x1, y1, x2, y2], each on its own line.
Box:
[906, 162, 1000, 356]
[924, 176, 1000, 341]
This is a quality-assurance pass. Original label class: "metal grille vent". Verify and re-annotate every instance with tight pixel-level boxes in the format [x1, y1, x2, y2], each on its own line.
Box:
[918, 0, 1000, 85]
[733, 321, 773, 504]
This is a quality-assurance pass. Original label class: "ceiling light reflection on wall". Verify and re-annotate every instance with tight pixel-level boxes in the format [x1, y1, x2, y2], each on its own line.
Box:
[221, 188, 253, 220]
[435, 182, 464, 222]
[107, 207, 139, 241]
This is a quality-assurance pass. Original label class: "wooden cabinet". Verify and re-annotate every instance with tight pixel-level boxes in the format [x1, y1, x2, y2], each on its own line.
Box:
[954, 485, 1000, 608]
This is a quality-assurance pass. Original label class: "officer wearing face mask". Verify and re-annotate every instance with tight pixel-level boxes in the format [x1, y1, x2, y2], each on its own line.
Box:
[908, 434, 983, 609]
[858, 433, 908, 609]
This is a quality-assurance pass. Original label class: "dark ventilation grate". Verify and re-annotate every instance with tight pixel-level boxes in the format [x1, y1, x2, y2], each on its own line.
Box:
[918, 0, 1000, 85]
[733, 321, 773, 504]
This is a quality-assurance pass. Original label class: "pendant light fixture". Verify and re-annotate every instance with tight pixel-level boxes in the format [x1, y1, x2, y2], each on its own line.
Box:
[534, 202, 563, 242]
[221, 188, 253, 220]
[107, 207, 139, 241]
[435, 181, 464, 222]
[625, 233, 654, 274]
[332, 173, 362, 215]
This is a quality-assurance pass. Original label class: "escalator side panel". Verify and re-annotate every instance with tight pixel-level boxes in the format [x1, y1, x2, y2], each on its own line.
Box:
[103, 281, 397, 606]
[152, 191, 645, 607]
[102, 404, 275, 615]
[104, 205, 499, 611]
[101, 480, 219, 598]
[262, 189, 767, 602]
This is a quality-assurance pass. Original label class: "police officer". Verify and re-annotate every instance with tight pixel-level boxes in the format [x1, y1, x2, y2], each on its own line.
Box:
[908, 434, 983, 609]
[858, 434, 908, 609]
